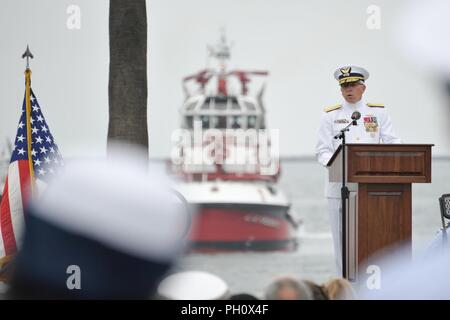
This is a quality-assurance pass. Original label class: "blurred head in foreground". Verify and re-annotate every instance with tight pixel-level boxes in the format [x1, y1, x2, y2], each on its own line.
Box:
[8, 145, 190, 299]
[302, 279, 329, 300]
[264, 276, 313, 300]
[322, 278, 355, 300]
[229, 293, 259, 300]
[157, 270, 229, 300]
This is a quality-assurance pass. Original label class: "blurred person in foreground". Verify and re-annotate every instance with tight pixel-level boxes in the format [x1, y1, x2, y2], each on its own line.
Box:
[6, 145, 190, 299]
[302, 279, 329, 300]
[229, 293, 259, 300]
[322, 278, 355, 300]
[157, 270, 230, 300]
[264, 276, 313, 300]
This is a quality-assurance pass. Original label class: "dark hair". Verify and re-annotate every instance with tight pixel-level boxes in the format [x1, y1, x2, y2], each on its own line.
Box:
[229, 293, 259, 300]
[302, 280, 329, 300]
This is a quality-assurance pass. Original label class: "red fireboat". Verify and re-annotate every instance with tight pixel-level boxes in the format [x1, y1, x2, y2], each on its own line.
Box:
[168, 33, 299, 252]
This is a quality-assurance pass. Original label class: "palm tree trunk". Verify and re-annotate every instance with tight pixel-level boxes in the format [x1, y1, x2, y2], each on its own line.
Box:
[108, 0, 148, 154]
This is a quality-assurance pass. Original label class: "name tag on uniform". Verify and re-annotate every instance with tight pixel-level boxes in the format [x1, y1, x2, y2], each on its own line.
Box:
[334, 119, 349, 124]
[364, 116, 378, 133]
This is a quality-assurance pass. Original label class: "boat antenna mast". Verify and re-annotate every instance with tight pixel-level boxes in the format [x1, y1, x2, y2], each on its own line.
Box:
[207, 29, 232, 96]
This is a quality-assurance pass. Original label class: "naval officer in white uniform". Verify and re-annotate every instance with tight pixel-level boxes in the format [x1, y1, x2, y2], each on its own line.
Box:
[315, 66, 402, 276]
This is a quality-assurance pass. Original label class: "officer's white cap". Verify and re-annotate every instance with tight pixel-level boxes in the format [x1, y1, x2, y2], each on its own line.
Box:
[334, 66, 370, 85]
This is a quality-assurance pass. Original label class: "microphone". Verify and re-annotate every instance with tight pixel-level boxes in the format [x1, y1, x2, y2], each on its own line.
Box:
[351, 111, 361, 121]
[351, 111, 361, 125]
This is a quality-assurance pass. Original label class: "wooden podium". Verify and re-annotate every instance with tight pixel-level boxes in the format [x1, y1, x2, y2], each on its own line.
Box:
[327, 144, 433, 282]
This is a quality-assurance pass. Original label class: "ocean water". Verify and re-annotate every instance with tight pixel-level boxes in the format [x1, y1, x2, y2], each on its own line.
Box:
[175, 158, 450, 298]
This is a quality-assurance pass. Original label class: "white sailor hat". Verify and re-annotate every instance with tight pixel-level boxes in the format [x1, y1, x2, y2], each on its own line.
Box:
[157, 271, 230, 300]
[8, 145, 191, 299]
[334, 66, 369, 85]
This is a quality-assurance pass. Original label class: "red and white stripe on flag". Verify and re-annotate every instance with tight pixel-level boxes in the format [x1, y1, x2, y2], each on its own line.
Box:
[0, 160, 31, 258]
[0, 86, 63, 262]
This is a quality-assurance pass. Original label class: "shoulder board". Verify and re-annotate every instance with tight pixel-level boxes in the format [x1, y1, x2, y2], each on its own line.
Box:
[367, 103, 384, 108]
[324, 104, 342, 113]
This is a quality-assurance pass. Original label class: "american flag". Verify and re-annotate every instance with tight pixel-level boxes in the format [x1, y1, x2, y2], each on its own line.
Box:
[0, 88, 63, 259]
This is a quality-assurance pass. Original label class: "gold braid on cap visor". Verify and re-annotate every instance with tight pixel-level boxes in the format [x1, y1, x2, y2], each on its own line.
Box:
[338, 76, 364, 85]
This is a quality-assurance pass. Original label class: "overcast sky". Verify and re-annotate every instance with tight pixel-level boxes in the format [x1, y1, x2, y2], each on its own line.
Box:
[1, 0, 449, 158]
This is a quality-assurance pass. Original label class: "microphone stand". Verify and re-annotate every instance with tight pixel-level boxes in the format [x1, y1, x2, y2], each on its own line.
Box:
[334, 118, 357, 279]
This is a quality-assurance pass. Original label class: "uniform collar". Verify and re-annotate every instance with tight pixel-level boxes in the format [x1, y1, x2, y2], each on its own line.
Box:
[343, 99, 365, 110]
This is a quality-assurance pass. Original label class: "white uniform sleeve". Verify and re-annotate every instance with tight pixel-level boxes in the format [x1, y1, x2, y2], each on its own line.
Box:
[379, 109, 402, 144]
[315, 113, 335, 167]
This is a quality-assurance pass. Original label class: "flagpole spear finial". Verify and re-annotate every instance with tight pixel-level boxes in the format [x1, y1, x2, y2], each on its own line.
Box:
[22, 45, 36, 191]
[22, 45, 34, 70]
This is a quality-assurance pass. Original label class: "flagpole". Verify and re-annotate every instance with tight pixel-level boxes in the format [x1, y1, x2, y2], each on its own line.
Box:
[22, 45, 35, 195]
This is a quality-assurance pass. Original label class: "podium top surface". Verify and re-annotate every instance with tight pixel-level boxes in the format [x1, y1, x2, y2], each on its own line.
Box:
[326, 144, 433, 183]
[326, 144, 434, 167]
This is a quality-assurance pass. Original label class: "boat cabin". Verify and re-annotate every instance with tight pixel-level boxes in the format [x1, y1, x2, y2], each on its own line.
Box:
[181, 95, 265, 131]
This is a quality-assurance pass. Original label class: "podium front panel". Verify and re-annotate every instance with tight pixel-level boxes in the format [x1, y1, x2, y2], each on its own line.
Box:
[347, 144, 432, 183]
[357, 183, 412, 268]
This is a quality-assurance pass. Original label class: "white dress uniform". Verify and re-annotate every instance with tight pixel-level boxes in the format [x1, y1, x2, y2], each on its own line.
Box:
[315, 66, 402, 276]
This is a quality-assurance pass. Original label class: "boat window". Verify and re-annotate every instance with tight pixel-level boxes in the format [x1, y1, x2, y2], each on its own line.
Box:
[229, 96, 241, 110]
[185, 116, 193, 129]
[214, 102, 227, 110]
[211, 116, 227, 129]
[212, 96, 227, 110]
[214, 96, 228, 104]
[231, 116, 241, 129]
[248, 116, 257, 128]
[201, 115, 210, 128]
[210, 116, 218, 128]
[201, 98, 210, 110]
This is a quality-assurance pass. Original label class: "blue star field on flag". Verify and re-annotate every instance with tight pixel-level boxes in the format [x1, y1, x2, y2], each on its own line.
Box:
[11, 89, 63, 181]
